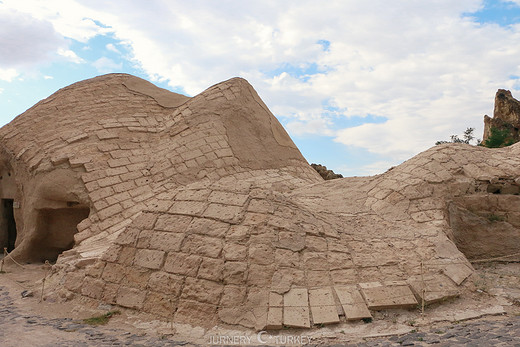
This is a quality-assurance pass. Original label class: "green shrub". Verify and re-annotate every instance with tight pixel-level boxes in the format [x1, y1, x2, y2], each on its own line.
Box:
[482, 127, 516, 148]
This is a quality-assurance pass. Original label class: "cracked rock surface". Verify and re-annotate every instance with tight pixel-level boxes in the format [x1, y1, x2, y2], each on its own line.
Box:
[0, 74, 519, 331]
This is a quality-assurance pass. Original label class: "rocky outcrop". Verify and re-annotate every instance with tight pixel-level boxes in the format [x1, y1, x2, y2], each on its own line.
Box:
[483, 89, 520, 144]
[310, 163, 343, 180]
[1, 74, 519, 332]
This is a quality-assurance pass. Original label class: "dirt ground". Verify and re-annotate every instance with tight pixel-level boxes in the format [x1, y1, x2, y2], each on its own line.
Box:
[0, 256, 519, 346]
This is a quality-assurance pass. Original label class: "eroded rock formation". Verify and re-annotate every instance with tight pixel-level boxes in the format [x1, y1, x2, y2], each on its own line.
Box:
[0, 74, 519, 331]
[310, 163, 343, 180]
[483, 89, 520, 144]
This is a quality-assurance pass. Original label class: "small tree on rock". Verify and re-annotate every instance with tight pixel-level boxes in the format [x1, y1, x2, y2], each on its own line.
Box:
[436, 127, 480, 146]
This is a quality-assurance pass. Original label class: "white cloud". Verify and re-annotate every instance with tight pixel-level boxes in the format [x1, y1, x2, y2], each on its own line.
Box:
[285, 118, 335, 137]
[0, 8, 64, 67]
[57, 48, 84, 64]
[0, 0, 108, 42]
[92, 57, 122, 73]
[2, 0, 520, 166]
[340, 160, 401, 177]
[0, 68, 19, 82]
[503, 0, 520, 6]
[106, 43, 120, 54]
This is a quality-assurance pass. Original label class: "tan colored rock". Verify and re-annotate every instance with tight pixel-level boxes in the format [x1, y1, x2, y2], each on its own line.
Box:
[334, 285, 372, 321]
[483, 89, 520, 143]
[134, 249, 165, 269]
[308, 288, 340, 325]
[3, 74, 520, 332]
[408, 275, 460, 305]
[283, 288, 311, 328]
[360, 282, 418, 310]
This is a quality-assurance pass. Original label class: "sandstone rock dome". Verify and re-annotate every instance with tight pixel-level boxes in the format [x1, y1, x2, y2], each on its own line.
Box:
[1, 74, 519, 330]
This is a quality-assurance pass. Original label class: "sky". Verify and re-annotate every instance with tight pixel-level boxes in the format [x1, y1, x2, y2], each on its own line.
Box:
[1, 1, 520, 176]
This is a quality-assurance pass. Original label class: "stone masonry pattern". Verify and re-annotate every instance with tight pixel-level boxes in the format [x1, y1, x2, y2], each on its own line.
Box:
[1, 74, 520, 331]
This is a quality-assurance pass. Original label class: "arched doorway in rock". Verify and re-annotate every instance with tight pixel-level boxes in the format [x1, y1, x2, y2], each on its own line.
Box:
[1, 199, 17, 252]
[9, 168, 92, 263]
[0, 166, 17, 253]
[32, 204, 90, 262]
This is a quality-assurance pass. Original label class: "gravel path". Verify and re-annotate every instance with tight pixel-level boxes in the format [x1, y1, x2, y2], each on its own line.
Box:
[0, 286, 193, 347]
[1, 285, 519, 346]
[340, 316, 520, 346]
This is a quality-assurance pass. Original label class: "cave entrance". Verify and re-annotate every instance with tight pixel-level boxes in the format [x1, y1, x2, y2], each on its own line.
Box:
[0, 199, 17, 253]
[33, 206, 90, 262]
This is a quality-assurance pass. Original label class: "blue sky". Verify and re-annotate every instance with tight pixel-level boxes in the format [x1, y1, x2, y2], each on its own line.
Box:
[1, 0, 520, 176]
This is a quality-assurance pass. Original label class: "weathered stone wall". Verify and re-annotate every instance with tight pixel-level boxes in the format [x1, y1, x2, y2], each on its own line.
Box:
[2, 74, 520, 331]
[483, 89, 520, 143]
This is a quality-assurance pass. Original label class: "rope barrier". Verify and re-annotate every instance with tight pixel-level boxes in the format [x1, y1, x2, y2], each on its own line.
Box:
[39, 260, 51, 303]
[2, 247, 25, 269]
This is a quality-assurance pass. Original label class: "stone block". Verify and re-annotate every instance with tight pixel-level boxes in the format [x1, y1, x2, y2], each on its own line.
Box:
[174, 300, 217, 327]
[163, 252, 201, 276]
[113, 181, 136, 193]
[305, 236, 327, 252]
[303, 252, 328, 270]
[360, 282, 418, 310]
[101, 262, 126, 283]
[277, 231, 305, 251]
[143, 291, 175, 318]
[226, 225, 250, 241]
[208, 191, 249, 206]
[283, 288, 310, 328]
[148, 231, 184, 252]
[308, 288, 340, 325]
[220, 285, 247, 307]
[306, 270, 332, 287]
[223, 243, 247, 261]
[64, 272, 85, 292]
[203, 203, 243, 223]
[181, 277, 223, 304]
[327, 251, 355, 270]
[247, 199, 275, 214]
[223, 261, 248, 284]
[269, 292, 283, 307]
[136, 230, 153, 248]
[64, 132, 88, 143]
[169, 201, 207, 215]
[97, 176, 122, 187]
[102, 282, 119, 304]
[148, 271, 183, 296]
[266, 307, 283, 330]
[275, 249, 300, 267]
[98, 203, 123, 220]
[334, 285, 372, 321]
[108, 157, 131, 168]
[198, 257, 224, 281]
[443, 263, 473, 285]
[96, 129, 118, 140]
[408, 275, 460, 305]
[175, 188, 210, 201]
[155, 214, 192, 232]
[186, 218, 229, 237]
[247, 264, 275, 286]
[116, 286, 146, 309]
[182, 234, 222, 258]
[271, 268, 305, 294]
[134, 249, 165, 269]
[117, 246, 137, 265]
[121, 266, 151, 289]
[81, 276, 105, 299]
[249, 243, 274, 265]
